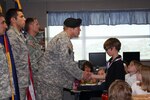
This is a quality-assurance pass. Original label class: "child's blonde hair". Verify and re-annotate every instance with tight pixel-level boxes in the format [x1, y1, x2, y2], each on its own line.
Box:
[97, 68, 105, 74]
[98, 67, 105, 71]
[139, 65, 150, 92]
[108, 80, 132, 100]
[130, 60, 142, 72]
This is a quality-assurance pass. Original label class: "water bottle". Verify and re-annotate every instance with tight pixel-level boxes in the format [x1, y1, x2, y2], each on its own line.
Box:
[101, 90, 108, 100]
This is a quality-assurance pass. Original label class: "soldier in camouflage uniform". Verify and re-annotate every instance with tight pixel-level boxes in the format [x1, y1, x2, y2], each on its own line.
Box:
[0, 13, 13, 100]
[25, 18, 44, 99]
[5, 8, 29, 100]
[38, 18, 92, 100]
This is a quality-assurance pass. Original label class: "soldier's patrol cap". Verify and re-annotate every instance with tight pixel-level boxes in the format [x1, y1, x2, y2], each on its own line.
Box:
[64, 18, 82, 28]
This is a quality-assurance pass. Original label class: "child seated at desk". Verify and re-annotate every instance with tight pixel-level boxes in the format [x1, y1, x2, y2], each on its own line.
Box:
[125, 60, 142, 86]
[97, 68, 106, 85]
[80, 60, 96, 84]
[132, 65, 150, 95]
[80, 61, 107, 85]
[109, 79, 132, 100]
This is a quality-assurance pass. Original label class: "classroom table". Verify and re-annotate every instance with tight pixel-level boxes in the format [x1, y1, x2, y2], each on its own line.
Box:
[63, 83, 105, 100]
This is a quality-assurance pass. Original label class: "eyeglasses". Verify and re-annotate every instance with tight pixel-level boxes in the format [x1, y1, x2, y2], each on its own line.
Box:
[105, 47, 113, 51]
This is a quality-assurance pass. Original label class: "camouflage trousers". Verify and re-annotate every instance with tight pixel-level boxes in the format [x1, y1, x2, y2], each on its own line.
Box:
[19, 87, 27, 100]
[39, 83, 63, 100]
[0, 98, 10, 100]
[0, 88, 26, 100]
[33, 76, 42, 100]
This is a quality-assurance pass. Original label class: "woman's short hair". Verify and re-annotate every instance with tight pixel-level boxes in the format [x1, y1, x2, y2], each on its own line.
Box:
[103, 38, 121, 52]
[108, 80, 132, 100]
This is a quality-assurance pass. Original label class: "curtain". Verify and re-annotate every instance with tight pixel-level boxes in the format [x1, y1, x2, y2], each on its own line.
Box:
[90, 11, 110, 25]
[48, 11, 89, 26]
[109, 11, 131, 25]
[48, 9, 150, 26]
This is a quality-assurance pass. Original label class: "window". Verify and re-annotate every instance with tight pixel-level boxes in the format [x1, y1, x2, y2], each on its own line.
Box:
[47, 25, 150, 61]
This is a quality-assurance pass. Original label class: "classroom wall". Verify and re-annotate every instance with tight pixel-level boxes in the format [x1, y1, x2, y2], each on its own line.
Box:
[2, 0, 150, 65]
[4, 0, 150, 28]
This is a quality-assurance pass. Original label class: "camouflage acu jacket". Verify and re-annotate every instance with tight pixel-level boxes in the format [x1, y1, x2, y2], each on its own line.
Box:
[6, 26, 29, 88]
[0, 43, 12, 99]
[39, 31, 83, 89]
[26, 33, 43, 74]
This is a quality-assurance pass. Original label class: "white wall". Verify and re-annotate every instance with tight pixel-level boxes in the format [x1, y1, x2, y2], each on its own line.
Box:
[1, 0, 150, 65]
[4, 0, 150, 28]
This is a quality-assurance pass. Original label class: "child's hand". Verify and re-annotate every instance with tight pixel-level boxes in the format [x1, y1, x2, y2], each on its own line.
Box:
[91, 74, 105, 80]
